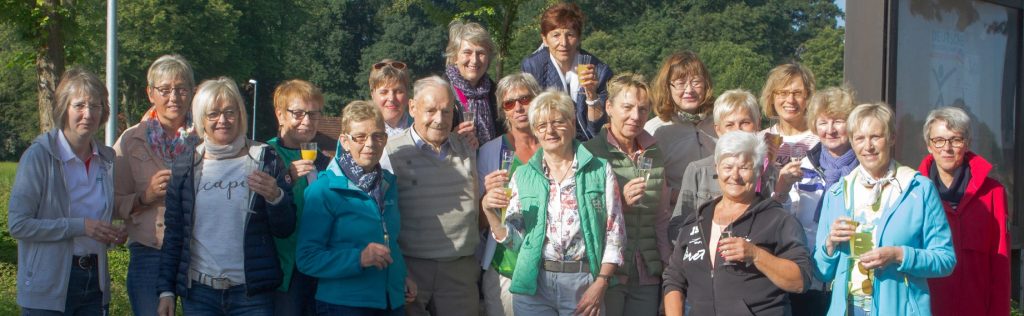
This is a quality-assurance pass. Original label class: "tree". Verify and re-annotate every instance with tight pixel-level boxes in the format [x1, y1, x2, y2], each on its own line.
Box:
[800, 27, 845, 88]
[0, 24, 41, 160]
[698, 40, 774, 95]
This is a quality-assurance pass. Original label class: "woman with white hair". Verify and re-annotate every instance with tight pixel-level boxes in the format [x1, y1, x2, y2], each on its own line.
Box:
[917, 106, 1008, 316]
[481, 90, 625, 316]
[815, 103, 954, 316]
[663, 131, 812, 316]
[446, 21, 500, 144]
[157, 77, 296, 316]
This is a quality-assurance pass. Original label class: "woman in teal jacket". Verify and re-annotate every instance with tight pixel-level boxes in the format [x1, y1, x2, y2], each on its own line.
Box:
[814, 102, 955, 316]
[296, 101, 415, 315]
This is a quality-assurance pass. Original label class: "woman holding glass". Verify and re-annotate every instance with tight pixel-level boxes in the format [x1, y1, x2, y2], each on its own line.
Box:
[521, 2, 612, 141]
[113, 54, 197, 316]
[663, 131, 812, 316]
[9, 68, 126, 315]
[446, 21, 501, 144]
[582, 73, 670, 316]
[157, 77, 295, 316]
[814, 103, 955, 316]
[297, 101, 415, 315]
[917, 107, 1008, 316]
[481, 90, 625, 315]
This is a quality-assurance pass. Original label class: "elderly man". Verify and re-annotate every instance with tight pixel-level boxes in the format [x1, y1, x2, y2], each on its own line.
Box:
[381, 75, 480, 316]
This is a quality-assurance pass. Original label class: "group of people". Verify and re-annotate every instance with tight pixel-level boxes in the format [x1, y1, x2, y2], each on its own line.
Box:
[6, 2, 1009, 316]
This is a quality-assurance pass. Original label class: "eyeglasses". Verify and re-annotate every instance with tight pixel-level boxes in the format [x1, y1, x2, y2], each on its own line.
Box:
[670, 79, 704, 90]
[373, 61, 407, 70]
[929, 137, 965, 148]
[534, 119, 570, 133]
[344, 132, 388, 145]
[501, 95, 533, 110]
[153, 86, 191, 98]
[71, 102, 104, 113]
[773, 90, 807, 100]
[286, 109, 321, 121]
[206, 109, 238, 121]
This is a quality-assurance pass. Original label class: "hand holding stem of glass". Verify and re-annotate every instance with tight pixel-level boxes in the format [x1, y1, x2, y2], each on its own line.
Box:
[300, 142, 318, 161]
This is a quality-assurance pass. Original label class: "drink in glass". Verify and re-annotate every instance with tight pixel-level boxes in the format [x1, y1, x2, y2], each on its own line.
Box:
[636, 157, 653, 182]
[576, 54, 592, 86]
[300, 142, 318, 161]
[463, 109, 475, 127]
[720, 229, 735, 266]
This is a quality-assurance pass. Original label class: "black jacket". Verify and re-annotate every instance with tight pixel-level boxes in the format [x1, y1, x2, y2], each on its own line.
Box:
[663, 195, 812, 315]
[158, 142, 296, 298]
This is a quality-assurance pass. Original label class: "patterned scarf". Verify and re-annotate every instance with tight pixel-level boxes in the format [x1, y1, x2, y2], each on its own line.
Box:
[142, 107, 197, 164]
[446, 65, 497, 143]
[819, 147, 859, 190]
[676, 110, 704, 124]
[335, 144, 384, 207]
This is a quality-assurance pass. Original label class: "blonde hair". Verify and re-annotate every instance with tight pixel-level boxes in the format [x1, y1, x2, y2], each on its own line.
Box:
[495, 73, 542, 128]
[445, 21, 495, 66]
[712, 89, 761, 129]
[806, 86, 856, 127]
[760, 63, 816, 118]
[527, 88, 576, 134]
[191, 77, 248, 139]
[341, 100, 384, 134]
[847, 102, 895, 141]
[651, 51, 713, 121]
[368, 59, 411, 91]
[54, 68, 110, 129]
[147, 54, 195, 88]
[607, 72, 650, 105]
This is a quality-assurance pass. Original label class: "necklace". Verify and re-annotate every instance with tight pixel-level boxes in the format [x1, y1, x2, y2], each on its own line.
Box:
[544, 157, 574, 183]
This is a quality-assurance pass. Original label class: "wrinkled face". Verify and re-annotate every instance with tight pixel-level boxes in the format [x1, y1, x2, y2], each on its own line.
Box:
[532, 111, 575, 154]
[371, 82, 409, 124]
[716, 154, 757, 201]
[64, 92, 104, 140]
[456, 41, 490, 86]
[341, 119, 387, 169]
[275, 98, 322, 146]
[926, 121, 968, 174]
[147, 76, 192, 126]
[501, 86, 533, 131]
[772, 77, 808, 125]
[607, 87, 650, 142]
[669, 74, 706, 113]
[815, 115, 850, 156]
[714, 108, 758, 136]
[541, 28, 580, 67]
[203, 100, 241, 145]
[850, 118, 892, 178]
[410, 85, 454, 146]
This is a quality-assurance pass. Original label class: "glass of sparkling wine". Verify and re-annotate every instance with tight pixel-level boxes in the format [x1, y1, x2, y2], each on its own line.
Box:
[463, 108, 475, 127]
[300, 142, 318, 161]
[636, 157, 653, 182]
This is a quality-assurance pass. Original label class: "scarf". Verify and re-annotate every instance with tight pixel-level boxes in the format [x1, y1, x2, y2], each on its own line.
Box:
[676, 110, 704, 124]
[857, 161, 899, 208]
[446, 64, 497, 143]
[203, 134, 246, 159]
[819, 147, 859, 189]
[142, 107, 197, 165]
[335, 144, 384, 208]
[929, 162, 971, 210]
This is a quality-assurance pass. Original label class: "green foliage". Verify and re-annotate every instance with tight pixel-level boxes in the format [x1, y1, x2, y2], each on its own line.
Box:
[0, 26, 40, 160]
[698, 41, 774, 96]
[801, 27, 846, 88]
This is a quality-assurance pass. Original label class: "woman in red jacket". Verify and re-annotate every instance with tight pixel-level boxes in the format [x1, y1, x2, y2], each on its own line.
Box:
[918, 106, 1009, 316]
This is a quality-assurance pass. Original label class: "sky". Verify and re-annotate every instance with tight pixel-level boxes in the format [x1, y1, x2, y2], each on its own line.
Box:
[838, 0, 846, 27]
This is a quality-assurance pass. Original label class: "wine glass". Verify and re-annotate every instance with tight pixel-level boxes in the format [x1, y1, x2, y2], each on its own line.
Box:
[636, 157, 653, 183]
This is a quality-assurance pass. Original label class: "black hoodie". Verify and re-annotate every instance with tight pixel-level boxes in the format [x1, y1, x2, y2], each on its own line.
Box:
[662, 194, 812, 316]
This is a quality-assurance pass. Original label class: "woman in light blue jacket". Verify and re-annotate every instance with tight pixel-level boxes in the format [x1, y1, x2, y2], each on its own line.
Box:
[814, 102, 955, 316]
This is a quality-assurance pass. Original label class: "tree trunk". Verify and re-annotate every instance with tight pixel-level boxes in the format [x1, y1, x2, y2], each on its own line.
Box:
[35, 0, 65, 132]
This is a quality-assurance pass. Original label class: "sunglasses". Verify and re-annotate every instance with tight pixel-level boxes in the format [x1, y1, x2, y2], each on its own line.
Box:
[501, 95, 533, 110]
[373, 61, 407, 70]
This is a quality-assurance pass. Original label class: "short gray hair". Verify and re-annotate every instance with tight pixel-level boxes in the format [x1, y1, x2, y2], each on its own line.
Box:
[923, 106, 971, 144]
[445, 21, 495, 66]
[527, 89, 576, 132]
[495, 73, 542, 127]
[715, 131, 767, 178]
[191, 77, 248, 140]
[847, 102, 895, 141]
[147, 54, 195, 88]
[713, 89, 761, 128]
[412, 75, 455, 108]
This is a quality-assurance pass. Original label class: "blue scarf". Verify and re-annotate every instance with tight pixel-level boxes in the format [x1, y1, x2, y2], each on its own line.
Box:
[819, 147, 858, 190]
[335, 143, 384, 209]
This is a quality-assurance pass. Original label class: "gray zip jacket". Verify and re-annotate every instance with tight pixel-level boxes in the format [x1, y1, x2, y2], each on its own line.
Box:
[7, 129, 114, 311]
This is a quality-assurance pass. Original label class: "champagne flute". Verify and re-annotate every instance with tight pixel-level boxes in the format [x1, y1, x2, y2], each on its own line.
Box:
[300, 142, 318, 182]
[636, 157, 653, 183]
[499, 149, 515, 221]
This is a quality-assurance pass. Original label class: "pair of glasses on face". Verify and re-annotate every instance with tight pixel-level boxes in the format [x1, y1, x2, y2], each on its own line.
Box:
[929, 137, 965, 148]
[286, 109, 322, 121]
[206, 109, 238, 121]
[670, 79, 704, 90]
[373, 61, 407, 70]
[72, 103, 105, 113]
[534, 120, 570, 133]
[345, 132, 388, 145]
[774, 90, 807, 100]
[501, 95, 533, 110]
[153, 86, 191, 98]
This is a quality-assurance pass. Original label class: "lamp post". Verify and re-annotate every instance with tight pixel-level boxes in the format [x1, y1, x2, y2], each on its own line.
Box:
[249, 79, 257, 140]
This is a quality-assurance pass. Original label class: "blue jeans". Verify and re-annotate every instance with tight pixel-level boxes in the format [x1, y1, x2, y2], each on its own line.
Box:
[182, 283, 273, 316]
[513, 271, 603, 316]
[273, 268, 317, 316]
[315, 300, 404, 316]
[127, 243, 162, 316]
[21, 263, 105, 316]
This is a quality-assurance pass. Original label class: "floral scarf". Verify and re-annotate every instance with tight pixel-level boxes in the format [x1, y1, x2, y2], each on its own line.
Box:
[142, 107, 197, 164]
[446, 64, 497, 143]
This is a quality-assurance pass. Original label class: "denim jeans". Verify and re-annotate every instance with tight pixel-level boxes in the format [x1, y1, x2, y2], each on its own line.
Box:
[512, 271, 604, 316]
[21, 263, 105, 316]
[182, 283, 273, 316]
[273, 268, 317, 316]
[127, 243, 162, 316]
[315, 300, 404, 316]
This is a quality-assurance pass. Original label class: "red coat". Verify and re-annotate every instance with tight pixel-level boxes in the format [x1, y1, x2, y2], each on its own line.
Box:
[919, 152, 1009, 316]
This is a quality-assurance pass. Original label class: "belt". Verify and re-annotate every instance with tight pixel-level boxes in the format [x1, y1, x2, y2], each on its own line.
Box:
[543, 260, 590, 273]
[189, 269, 237, 290]
[72, 255, 98, 269]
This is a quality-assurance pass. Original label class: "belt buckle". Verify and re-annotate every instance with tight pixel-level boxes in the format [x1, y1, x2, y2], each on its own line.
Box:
[75, 256, 92, 269]
[207, 275, 232, 290]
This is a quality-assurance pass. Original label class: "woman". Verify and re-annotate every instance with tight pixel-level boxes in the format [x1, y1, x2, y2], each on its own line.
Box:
[917, 107, 1008, 316]
[521, 2, 612, 141]
[113, 54, 197, 316]
[446, 21, 502, 144]
[157, 77, 295, 316]
[582, 73, 670, 316]
[786, 87, 859, 315]
[369, 59, 413, 136]
[815, 103, 955, 316]
[477, 72, 542, 316]
[481, 90, 625, 315]
[268, 79, 333, 316]
[8, 68, 125, 315]
[663, 131, 812, 316]
[644, 51, 717, 207]
[297, 101, 414, 315]
[759, 63, 819, 165]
